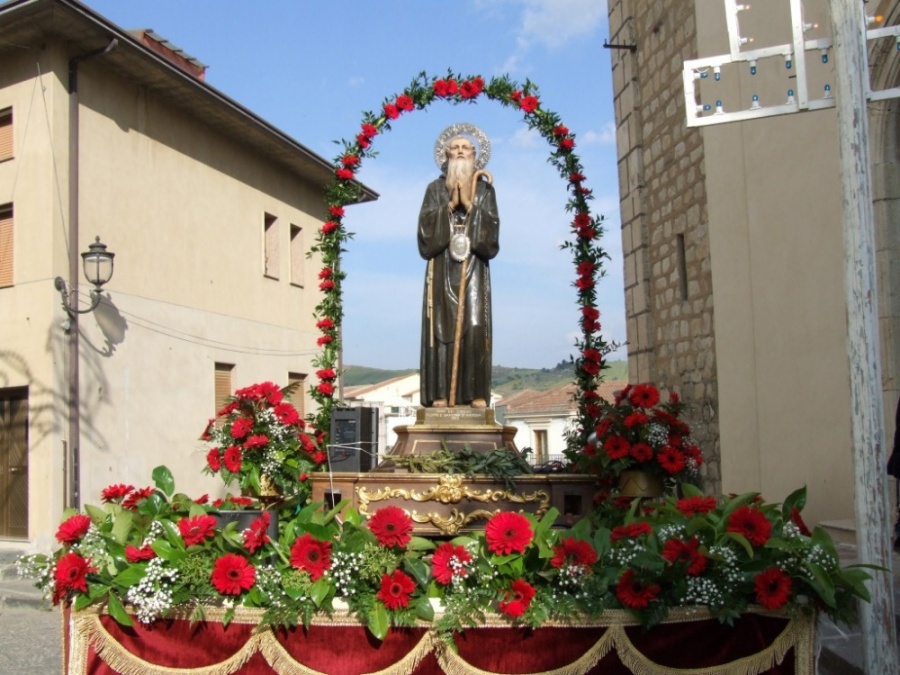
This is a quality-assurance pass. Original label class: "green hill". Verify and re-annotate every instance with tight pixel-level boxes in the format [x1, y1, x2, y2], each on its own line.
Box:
[342, 360, 628, 395]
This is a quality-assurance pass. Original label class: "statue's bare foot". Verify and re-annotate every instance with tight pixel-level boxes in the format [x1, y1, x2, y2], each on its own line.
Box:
[470, 398, 487, 408]
[433, 399, 448, 408]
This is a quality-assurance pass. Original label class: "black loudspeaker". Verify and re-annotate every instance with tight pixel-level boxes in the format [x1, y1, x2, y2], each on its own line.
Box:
[328, 407, 378, 472]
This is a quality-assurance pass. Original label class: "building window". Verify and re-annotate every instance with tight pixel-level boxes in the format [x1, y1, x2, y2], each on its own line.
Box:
[0, 204, 12, 288]
[263, 213, 279, 279]
[214, 363, 234, 422]
[0, 109, 11, 162]
[290, 224, 304, 287]
[288, 372, 307, 419]
[676, 233, 688, 300]
[533, 429, 548, 464]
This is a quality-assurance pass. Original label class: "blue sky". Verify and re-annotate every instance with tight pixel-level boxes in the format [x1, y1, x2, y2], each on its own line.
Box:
[85, 0, 624, 369]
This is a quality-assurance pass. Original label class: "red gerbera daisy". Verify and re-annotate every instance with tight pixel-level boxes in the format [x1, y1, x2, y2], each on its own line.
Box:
[629, 383, 660, 409]
[603, 435, 631, 460]
[431, 542, 472, 585]
[754, 567, 792, 609]
[122, 486, 155, 511]
[100, 483, 134, 503]
[629, 442, 654, 462]
[498, 579, 536, 617]
[727, 506, 772, 546]
[610, 521, 652, 542]
[367, 506, 413, 548]
[53, 552, 96, 604]
[661, 536, 708, 576]
[56, 514, 92, 544]
[230, 417, 253, 440]
[289, 533, 332, 581]
[550, 537, 598, 570]
[377, 569, 416, 610]
[223, 445, 243, 473]
[624, 412, 649, 428]
[657, 446, 686, 474]
[178, 514, 217, 547]
[615, 569, 660, 609]
[211, 554, 256, 595]
[125, 545, 156, 563]
[206, 448, 222, 472]
[676, 496, 718, 516]
[485, 512, 533, 555]
[243, 512, 271, 553]
[273, 403, 299, 425]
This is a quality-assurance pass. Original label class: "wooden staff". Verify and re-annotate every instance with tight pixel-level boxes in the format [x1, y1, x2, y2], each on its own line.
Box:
[449, 170, 492, 407]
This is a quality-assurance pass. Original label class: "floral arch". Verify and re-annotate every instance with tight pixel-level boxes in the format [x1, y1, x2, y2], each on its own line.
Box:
[308, 71, 610, 463]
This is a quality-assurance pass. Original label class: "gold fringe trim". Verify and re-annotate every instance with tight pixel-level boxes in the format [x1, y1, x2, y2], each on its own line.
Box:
[67, 606, 815, 675]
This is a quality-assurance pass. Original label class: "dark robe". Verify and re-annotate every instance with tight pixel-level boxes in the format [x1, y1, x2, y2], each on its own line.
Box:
[418, 176, 499, 406]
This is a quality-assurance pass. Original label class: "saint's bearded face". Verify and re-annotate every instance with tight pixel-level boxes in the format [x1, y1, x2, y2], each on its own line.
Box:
[445, 138, 476, 192]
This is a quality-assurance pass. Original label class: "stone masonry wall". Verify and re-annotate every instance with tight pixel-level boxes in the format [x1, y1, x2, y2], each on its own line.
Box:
[608, 0, 720, 487]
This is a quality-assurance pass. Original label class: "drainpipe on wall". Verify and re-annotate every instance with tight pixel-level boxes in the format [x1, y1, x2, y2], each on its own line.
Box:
[65, 38, 117, 510]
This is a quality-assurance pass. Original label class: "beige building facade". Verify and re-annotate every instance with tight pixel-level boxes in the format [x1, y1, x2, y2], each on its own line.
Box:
[608, 0, 900, 526]
[0, 0, 373, 546]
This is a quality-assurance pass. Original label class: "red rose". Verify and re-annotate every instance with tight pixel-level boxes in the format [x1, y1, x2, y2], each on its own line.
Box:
[329, 205, 345, 218]
[360, 123, 378, 139]
[317, 335, 333, 347]
[336, 168, 353, 180]
[510, 89, 523, 102]
[754, 567, 792, 609]
[726, 506, 772, 546]
[573, 212, 591, 228]
[317, 382, 335, 397]
[383, 103, 400, 119]
[317, 368, 336, 380]
[485, 511, 533, 555]
[431, 542, 472, 585]
[322, 221, 339, 235]
[569, 171, 586, 183]
[519, 95, 539, 113]
[290, 533, 332, 580]
[615, 569, 660, 609]
[498, 579, 535, 617]
[319, 279, 335, 291]
[316, 317, 334, 330]
[223, 445, 243, 472]
[56, 514, 92, 544]
[396, 94, 414, 111]
[178, 514, 217, 547]
[577, 225, 597, 240]
[433, 79, 457, 97]
[341, 154, 359, 167]
[367, 505, 413, 548]
[553, 125, 569, 137]
[575, 277, 594, 291]
[459, 76, 484, 99]
[211, 554, 255, 595]
[559, 138, 575, 151]
[377, 569, 416, 610]
[319, 268, 333, 280]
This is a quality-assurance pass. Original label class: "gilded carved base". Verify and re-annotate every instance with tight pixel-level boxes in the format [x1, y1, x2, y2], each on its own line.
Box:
[310, 472, 598, 536]
[379, 407, 519, 460]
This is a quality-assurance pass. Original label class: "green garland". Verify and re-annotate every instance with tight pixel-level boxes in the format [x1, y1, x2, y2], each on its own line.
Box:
[309, 70, 609, 458]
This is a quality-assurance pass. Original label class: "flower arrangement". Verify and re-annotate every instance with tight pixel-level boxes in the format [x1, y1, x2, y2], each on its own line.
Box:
[309, 70, 610, 446]
[18, 467, 871, 643]
[569, 382, 702, 486]
[201, 381, 325, 501]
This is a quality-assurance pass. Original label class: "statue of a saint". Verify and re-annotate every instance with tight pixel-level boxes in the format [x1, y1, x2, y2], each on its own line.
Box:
[419, 124, 499, 408]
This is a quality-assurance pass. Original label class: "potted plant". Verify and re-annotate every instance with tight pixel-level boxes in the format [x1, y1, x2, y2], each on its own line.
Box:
[201, 381, 326, 505]
[575, 383, 702, 496]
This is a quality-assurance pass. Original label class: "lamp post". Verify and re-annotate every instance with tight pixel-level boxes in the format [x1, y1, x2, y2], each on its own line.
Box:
[56, 236, 114, 510]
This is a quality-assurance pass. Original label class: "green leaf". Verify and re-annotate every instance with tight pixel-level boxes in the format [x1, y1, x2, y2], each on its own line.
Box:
[407, 536, 436, 552]
[152, 466, 176, 497]
[84, 504, 107, 523]
[781, 486, 807, 519]
[310, 578, 331, 607]
[680, 483, 704, 498]
[805, 561, 836, 607]
[106, 592, 134, 626]
[110, 510, 134, 545]
[367, 604, 390, 641]
[152, 539, 186, 563]
[73, 593, 93, 611]
[414, 596, 434, 622]
[723, 532, 755, 558]
[113, 564, 147, 588]
[403, 557, 431, 588]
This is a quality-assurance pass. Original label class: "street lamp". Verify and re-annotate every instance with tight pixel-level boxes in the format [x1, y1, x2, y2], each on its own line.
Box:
[54, 236, 115, 315]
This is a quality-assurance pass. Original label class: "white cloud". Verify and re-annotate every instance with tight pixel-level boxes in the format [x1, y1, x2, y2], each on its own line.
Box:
[581, 121, 617, 145]
[517, 0, 608, 50]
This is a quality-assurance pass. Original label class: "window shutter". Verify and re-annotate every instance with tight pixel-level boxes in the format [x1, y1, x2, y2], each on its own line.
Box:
[0, 206, 12, 287]
[288, 372, 306, 418]
[0, 110, 11, 161]
[214, 363, 233, 417]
